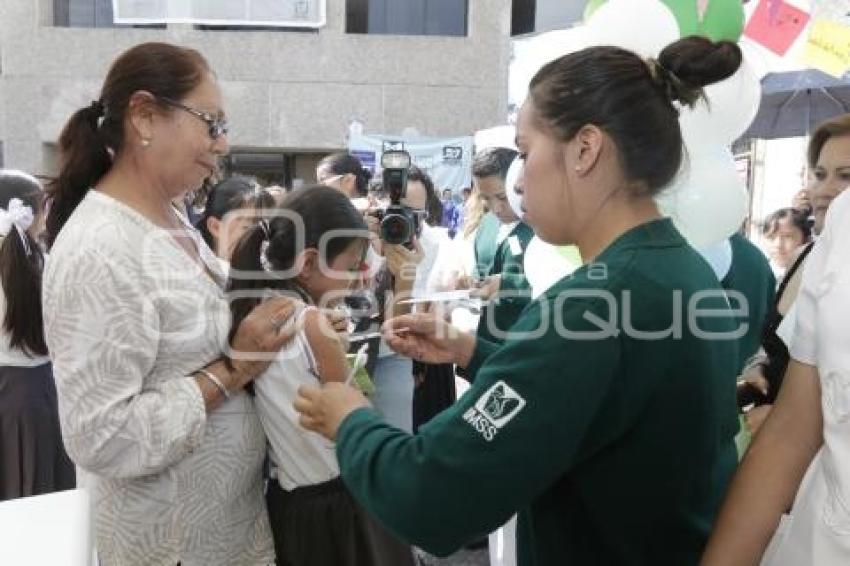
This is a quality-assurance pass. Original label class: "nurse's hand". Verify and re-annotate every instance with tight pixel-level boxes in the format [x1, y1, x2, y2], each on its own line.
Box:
[294, 383, 370, 441]
[382, 313, 476, 367]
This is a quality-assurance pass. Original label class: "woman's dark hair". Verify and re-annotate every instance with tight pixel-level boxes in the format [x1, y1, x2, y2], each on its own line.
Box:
[317, 152, 373, 197]
[46, 42, 211, 248]
[529, 36, 742, 195]
[808, 113, 850, 169]
[196, 176, 275, 250]
[0, 171, 47, 357]
[762, 207, 813, 242]
[227, 185, 368, 343]
[407, 166, 442, 227]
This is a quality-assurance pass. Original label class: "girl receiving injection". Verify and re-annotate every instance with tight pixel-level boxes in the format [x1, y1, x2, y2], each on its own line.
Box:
[227, 185, 414, 566]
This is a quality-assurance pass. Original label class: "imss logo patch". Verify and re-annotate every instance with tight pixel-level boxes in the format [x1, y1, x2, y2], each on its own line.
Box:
[463, 381, 526, 441]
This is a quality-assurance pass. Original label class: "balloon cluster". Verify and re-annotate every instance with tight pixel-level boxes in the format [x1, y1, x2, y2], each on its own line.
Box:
[510, 0, 762, 292]
[584, 0, 759, 250]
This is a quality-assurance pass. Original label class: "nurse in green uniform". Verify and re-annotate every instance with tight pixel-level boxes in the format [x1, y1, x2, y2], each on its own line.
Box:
[470, 147, 535, 347]
[295, 36, 743, 565]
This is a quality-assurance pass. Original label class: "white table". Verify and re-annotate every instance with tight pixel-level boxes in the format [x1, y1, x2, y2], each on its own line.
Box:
[0, 489, 92, 566]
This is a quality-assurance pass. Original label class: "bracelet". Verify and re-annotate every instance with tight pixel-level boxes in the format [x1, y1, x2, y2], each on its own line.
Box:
[197, 368, 230, 399]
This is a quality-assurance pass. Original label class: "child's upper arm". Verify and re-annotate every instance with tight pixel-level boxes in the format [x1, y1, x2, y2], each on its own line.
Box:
[302, 309, 349, 383]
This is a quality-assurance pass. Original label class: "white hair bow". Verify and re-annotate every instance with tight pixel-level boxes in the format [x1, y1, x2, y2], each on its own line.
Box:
[0, 198, 35, 255]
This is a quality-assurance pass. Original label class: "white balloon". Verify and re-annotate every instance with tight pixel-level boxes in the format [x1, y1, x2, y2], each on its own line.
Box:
[509, 26, 593, 108]
[505, 157, 525, 221]
[474, 125, 517, 152]
[679, 58, 762, 149]
[585, 0, 680, 58]
[697, 239, 733, 281]
[656, 147, 749, 248]
[524, 237, 582, 299]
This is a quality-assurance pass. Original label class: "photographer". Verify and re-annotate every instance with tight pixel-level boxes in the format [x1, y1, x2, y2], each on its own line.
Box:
[363, 160, 432, 434]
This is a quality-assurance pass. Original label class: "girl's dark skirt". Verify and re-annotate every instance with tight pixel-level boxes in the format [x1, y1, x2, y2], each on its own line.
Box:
[266, 476, 414, 566]
[0, 362, 75, 501]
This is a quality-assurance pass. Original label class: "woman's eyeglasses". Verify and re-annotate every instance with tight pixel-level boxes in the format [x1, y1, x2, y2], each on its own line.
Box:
[318, 174, 345, 186]
[158, 96, 229, 140]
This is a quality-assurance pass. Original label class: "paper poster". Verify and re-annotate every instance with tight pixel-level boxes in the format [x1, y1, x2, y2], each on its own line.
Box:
[744, 0, 811, 56]
[804, 18, 850, 77]
[811, 0, 850, 25]
[348, 133, 474, 193]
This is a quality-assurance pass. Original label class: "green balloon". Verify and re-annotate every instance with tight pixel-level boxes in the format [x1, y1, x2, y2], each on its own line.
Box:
[660, 0, 745, 41]
[583, 0, 608, 22]
[696, 0, 745, 42]
[660, 0, 700, 37]
[583, 0, 744, 43]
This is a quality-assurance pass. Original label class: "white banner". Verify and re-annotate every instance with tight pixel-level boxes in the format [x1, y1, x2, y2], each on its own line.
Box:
[348, 133, 474, 194]
[112, 0, 326, 28]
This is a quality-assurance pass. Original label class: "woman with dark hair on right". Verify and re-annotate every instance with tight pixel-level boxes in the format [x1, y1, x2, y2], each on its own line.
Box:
[41, 42, 295, 565]
[292, 37, 743, 565]
[703, 113, 850, 566]
[0, 170, 74, 501]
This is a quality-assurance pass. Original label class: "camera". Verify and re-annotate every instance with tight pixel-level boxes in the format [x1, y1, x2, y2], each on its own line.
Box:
[369, 150, 422, 246]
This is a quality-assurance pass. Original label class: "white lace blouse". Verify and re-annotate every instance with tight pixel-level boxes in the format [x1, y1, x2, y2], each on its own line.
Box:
[42, 190, 273, 566]
[763, 190, 850, 565]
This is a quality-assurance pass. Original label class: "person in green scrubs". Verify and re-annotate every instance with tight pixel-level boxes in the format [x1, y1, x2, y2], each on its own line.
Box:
[721, 233, 776, 372]
[469, 148, 535, 347]
[294, 36, 744, 565]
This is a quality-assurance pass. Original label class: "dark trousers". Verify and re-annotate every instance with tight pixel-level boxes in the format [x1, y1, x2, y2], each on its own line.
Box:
[266, 477, 414, 566]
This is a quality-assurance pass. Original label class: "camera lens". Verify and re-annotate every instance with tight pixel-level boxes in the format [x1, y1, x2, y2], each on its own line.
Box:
[381, 213, 412, 245]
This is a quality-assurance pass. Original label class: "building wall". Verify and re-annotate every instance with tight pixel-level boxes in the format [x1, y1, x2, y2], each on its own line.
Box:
[0, 0, 511, 176]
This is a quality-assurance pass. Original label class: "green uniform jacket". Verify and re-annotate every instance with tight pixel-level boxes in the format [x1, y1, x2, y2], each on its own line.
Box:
[476, 219, 535, 346]
[336, 219, 739, 565]
[721, 233, 776, 373]
[473, 213, 502, 280]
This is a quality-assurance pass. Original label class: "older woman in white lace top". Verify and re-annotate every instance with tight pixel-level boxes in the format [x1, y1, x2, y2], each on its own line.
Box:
[42, 43, 295, 565]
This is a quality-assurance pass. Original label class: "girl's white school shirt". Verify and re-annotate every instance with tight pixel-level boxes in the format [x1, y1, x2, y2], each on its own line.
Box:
[253, 305, 340, 491]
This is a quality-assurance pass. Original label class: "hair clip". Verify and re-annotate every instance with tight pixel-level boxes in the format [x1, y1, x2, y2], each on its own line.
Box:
[259, 219, 271, 240]
[259, 240, 274, 273]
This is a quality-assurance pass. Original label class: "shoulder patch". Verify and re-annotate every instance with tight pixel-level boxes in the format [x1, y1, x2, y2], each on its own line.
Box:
[463, 381, 526, 441]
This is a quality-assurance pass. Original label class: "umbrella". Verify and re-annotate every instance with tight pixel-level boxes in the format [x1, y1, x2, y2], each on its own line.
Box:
[740, 69, 850, 140]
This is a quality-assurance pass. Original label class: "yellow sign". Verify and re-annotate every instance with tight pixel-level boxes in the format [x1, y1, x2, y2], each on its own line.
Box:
[803, 19, 850, 78]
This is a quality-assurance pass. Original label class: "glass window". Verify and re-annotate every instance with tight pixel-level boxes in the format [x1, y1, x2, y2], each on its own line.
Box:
[53, 0, 165, 28]
[511, 0, 536, 36]
[347, 0, 468, 36]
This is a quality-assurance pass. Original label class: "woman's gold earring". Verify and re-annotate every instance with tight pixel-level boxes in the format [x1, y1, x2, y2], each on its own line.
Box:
[575, 165, 582, 172]
[141, 139, 151, 148]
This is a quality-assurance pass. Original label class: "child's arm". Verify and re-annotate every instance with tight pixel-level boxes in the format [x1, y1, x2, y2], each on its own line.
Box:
[302, 308, 350, 384]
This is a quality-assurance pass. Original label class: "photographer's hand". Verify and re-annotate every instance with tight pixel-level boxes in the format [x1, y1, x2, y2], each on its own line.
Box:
[386, 238, 424, 318]
[385, 238, 424, 282]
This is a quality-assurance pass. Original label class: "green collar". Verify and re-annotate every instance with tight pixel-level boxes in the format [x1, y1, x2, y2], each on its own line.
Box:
[593, 218, 683, 264]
